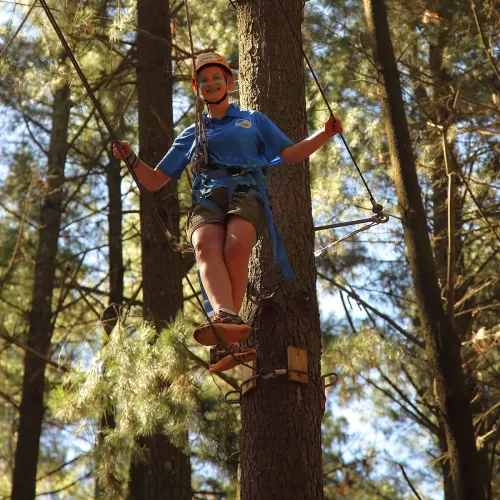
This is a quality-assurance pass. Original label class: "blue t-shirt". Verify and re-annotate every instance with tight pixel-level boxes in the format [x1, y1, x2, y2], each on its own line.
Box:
[156, 104, 293, 193]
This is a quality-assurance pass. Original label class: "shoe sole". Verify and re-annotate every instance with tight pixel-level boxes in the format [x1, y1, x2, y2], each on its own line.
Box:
[209, 349, 257, 372]
[194, 322, 252, 346]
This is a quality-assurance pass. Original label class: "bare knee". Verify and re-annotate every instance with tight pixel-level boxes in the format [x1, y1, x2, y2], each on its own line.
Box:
[224, 238, 251, 263]
[192, 225, 225, 263]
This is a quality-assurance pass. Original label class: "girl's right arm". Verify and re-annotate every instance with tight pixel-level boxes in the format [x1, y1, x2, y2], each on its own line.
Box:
[113, 141, 171, 192]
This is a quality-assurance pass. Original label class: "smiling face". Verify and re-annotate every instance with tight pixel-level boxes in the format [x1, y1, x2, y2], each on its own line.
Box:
[196, 65, 233, 102]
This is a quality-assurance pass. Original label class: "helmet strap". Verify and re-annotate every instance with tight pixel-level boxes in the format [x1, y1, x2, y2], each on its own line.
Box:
[204, 92, 228, 105]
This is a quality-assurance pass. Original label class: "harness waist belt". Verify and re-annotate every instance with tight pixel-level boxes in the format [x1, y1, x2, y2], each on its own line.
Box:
[206, 165, 247, 177]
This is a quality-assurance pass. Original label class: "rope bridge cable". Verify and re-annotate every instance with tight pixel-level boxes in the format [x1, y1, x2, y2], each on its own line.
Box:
[315, 213, 389, 231]
[38, 0, 264, 375]
[275, 0, 383, 215]
[314, 220, 381, 256]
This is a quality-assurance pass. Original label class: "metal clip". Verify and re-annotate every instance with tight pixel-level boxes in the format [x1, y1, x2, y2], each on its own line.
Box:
[320, 372, 338, 390]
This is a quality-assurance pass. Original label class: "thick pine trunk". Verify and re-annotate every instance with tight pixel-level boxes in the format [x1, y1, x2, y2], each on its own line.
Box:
[362, 1, 484, 498]
[236, 1, 324, 498]
[127, 0, 191, 497]
[11, 83, 71, 499]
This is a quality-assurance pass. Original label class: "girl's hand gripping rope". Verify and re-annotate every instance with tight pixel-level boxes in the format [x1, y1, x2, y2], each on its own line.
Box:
[324, 114, 343, 138]
[113, 141, 139, 169]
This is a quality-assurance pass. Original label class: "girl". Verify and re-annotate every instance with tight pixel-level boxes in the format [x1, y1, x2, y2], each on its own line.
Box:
[113, 52, 343, 371]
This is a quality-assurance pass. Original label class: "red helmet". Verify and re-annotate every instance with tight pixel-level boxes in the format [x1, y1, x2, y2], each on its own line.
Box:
[191, 52, 234, 90]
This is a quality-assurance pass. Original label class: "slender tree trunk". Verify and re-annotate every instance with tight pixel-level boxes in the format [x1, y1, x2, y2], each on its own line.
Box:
[11, 83, 71, 499]
[127, 0, 191, 497]
[236, 1, 324, 498]
[362, 1, 484, 498]
[95, 120, 125, 498]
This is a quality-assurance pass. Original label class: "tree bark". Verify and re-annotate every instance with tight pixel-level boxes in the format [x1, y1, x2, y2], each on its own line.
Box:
[362, 1, 484, 498]
[127, 0, 191, 497]
[95, 120, 124, 498]
[11, 82, 71, 499]
[236, 1, 324, 498]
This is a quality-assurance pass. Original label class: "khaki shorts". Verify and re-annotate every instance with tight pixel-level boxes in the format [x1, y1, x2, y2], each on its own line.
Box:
[187, 187, 267, 243]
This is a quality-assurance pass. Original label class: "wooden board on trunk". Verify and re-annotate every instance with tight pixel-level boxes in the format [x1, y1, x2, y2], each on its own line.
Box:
[287, 346, 308, 384]
[241, 359, 257, 395]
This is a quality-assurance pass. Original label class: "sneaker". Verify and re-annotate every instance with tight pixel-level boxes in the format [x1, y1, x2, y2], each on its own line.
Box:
[194, 309, 252, 346]
[209, 341, 257, 372]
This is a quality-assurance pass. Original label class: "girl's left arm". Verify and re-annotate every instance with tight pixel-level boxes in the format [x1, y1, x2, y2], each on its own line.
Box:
[280, 115, 343, 164]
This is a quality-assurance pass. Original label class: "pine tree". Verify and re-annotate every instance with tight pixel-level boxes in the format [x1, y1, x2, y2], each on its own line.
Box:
[236, 1, 324, 497]
[126, 0, 191, 497]
[11, 68, 71, 499]
[362, 0, 485, 497]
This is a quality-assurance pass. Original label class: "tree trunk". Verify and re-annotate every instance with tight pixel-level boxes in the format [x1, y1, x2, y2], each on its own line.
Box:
[362, 1, 484, 498]
[236, 1, 324, 498]
[11, 83, 71, 499]
[95, 120, 125, 498]
[127, 0, 191, 497]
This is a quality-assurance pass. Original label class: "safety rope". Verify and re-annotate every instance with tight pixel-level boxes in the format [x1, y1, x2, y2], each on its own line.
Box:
[314, 220, 383, 256]
[275, 0, 383, 216]
[37, 0, 264, 375]
[183, 0, 209, 175]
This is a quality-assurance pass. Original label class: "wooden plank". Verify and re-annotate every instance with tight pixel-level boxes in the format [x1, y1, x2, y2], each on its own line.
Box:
[241, 359, 257, 395]
[287, 346, 308, 384]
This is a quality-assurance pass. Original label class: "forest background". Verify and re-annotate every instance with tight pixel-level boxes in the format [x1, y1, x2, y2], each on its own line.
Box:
[0, 0, 498, 498]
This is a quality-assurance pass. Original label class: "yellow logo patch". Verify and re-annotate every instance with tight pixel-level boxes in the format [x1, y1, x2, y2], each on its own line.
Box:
[235, 118, 252, 128]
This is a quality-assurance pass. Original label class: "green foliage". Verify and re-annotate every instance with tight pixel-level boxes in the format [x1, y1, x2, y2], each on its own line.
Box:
[0, 0, 498, 496]
[50, 313, 240, 496]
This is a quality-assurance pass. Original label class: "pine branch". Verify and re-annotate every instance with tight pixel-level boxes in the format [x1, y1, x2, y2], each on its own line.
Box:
[0, 389, 19, 410]
[398, 463, 424, 500]
[363, 374, 439, 436]
[0, 327, 70, 373]
[35, 471, 92, 497]
[317, 272, 424, 348]
[0, 169, 36, 294]
[36, 453, 87, 481]
[376, 368, 440, 435]
[470, 0, 500, 81]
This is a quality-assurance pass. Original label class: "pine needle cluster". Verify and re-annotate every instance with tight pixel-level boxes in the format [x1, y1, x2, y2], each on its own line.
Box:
[50, 314, 208, 492]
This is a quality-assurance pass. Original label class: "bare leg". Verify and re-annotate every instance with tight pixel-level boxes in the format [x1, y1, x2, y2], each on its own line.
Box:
[192, 223, 234, 313]
[224, 215, 257, 313]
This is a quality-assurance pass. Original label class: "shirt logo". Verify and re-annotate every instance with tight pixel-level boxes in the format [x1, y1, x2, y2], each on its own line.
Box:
[235, 118, 252, 129]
